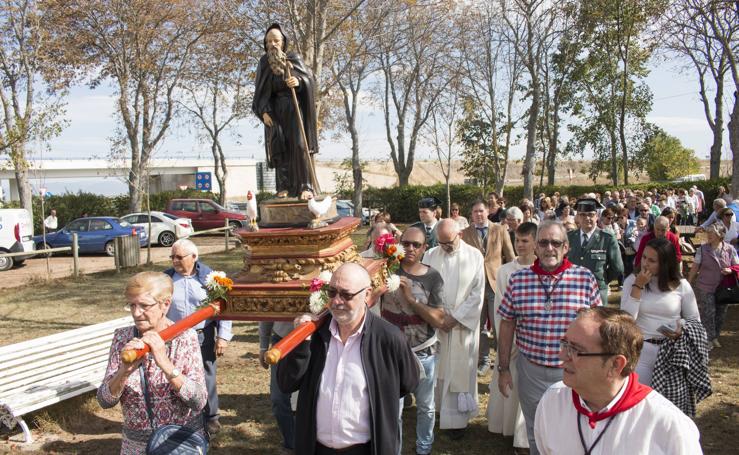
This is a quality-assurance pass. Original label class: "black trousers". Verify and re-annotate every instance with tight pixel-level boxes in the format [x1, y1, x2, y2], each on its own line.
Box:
[315, 442, 371, 455]
[197, 323, 219, 422]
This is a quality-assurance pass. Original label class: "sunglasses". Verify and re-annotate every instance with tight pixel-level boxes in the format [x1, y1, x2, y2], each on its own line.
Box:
[401, 240, 424, 249]
[723, 213, 733, 218]
[537, 239, 565, 248]
[438, 234, 459, 246]
[326, 286, 367, 301]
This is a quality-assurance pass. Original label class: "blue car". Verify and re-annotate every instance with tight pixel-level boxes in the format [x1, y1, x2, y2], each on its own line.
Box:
[34, 217, 148, 256]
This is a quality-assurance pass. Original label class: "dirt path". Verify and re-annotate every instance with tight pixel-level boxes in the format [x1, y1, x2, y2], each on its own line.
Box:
[0, 236, 240, 289]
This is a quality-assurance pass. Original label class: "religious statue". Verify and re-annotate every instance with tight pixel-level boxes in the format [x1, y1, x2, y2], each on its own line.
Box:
[252, 23, 320, 198]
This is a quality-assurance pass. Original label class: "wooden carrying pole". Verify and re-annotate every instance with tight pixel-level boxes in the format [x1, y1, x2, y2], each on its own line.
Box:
[121, 301, 223, 363]
[285, 65, 321, 194]
[265, 310, 329, 365]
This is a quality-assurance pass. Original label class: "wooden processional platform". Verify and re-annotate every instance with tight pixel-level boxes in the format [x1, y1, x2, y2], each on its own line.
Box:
[219, 217, 386, 321]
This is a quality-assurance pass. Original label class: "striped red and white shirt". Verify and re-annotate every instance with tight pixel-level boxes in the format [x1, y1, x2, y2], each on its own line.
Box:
[498, 261, 602, 367]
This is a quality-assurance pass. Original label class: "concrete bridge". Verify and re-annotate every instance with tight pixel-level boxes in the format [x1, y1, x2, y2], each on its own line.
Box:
[0, 158, 268, 201]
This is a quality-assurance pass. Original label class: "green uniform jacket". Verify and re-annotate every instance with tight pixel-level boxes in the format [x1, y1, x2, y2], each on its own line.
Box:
[567, 228, 624, 291]
[410, 221, 438, 249]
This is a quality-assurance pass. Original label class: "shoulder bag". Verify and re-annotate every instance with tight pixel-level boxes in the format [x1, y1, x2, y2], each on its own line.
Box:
[136, 330, 208, 454]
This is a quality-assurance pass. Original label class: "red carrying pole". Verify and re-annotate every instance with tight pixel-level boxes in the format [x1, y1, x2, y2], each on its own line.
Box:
[264, 310, 330, 365]
[121, 301, 223, 363]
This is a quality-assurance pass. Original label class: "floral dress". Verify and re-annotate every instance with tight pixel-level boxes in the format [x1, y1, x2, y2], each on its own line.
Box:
[97, 326, 207, 454]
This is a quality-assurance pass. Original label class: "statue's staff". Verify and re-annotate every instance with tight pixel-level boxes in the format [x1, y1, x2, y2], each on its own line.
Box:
[279, 54, 321, 194]
[121, 302, 223, 363]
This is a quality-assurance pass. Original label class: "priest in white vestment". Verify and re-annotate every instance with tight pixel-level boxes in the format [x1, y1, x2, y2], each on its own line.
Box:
[535, 307, 702, 455]
[423, 219, 485, 435]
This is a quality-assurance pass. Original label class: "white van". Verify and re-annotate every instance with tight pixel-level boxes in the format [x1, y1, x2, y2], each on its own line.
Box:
[0, 209, 35, 271]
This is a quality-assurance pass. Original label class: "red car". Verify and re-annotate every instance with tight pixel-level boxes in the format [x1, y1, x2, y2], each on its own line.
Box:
[165, 199, 246, 231]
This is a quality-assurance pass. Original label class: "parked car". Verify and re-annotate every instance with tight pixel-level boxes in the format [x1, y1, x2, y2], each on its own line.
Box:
[165, 199, 247, 231]
[34, 217, 148, 257]
[120, 211, 194, 247]
[224, 201, 248, 215]
[0, 209, 35, 271]
[336, 200, 355, 218]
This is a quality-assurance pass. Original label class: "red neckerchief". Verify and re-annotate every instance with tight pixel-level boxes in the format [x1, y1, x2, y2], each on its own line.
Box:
[572, 373, 652, 429]
[531, 257, 573, 276]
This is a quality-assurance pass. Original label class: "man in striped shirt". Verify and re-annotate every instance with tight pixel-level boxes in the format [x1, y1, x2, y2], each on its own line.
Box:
[496, 220, 602, 455]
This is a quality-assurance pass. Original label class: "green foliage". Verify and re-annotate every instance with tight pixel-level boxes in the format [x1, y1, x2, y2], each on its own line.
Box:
[641, 129, 700, 181]
[457, 99, 506, 192]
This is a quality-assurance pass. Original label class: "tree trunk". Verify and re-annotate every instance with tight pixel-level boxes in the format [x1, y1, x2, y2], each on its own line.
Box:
[609, 129, 619, 186]
[523, 84, 540, 200]
[730, 91, 739, 197]
[709, 73, 725, 180]
[128, 168, 142, 213]
[213, 140, 228, 205]
[351, 129, 363, 217]
[13, 163, 32, 214]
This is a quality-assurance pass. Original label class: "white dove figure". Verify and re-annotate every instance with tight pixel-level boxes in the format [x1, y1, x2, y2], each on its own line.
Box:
[246, 190, 259, 230]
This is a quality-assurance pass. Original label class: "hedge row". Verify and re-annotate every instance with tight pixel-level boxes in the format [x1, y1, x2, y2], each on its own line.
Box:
[5, 178, 730, 233]
[350, 178, 732, 223]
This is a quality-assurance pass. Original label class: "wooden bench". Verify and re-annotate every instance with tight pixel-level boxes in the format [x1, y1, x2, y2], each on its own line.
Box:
[0, 316, 132, 443]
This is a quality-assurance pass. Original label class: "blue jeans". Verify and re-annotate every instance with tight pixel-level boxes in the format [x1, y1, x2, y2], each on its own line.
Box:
[270, 335, 295, 449]
[399, 352, 436, 455]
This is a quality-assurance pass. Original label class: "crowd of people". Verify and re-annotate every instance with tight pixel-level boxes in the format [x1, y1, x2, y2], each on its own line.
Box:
[98, 184, 736, 454]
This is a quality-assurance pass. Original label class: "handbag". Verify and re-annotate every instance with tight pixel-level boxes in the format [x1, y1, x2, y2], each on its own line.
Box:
[137, 331, 208, 455]
[715, 274, 739, 305]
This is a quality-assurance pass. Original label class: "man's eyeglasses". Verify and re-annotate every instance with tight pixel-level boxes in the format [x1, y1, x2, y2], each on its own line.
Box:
[401, 240, 424, 249]
[170, 254, 192, 260]
[560, 339, 615, 360]
[723, 213, 733, 218]
[326, 286, 367, 301]
[639, 209, 649, 212]
[537, 239, 565, 249]
[438, 234, 458, 246]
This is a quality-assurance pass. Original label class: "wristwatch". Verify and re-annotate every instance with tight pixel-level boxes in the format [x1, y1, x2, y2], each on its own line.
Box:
[497, 365, 510, 373]
[168, 367, 181, 379]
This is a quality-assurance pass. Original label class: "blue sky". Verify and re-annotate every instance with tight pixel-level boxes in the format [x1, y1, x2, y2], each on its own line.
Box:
[23, 57, 730, 196]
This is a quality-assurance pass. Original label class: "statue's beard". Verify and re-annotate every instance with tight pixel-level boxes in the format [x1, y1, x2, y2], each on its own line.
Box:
[267, 47, 287, 77]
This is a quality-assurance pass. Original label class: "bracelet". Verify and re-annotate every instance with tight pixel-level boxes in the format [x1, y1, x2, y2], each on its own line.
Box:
[633, 284, 644, 290]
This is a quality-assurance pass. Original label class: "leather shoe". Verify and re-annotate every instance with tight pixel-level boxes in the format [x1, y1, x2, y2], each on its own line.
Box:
[448, 428, 466, 440]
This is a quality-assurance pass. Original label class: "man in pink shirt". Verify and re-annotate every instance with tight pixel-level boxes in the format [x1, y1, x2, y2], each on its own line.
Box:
[278, 263, 419, 455]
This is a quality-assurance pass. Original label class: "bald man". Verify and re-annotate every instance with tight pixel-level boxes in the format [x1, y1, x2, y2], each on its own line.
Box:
[423, 219, 485, 439]
[278, 263, 418, 455]
[633, 216, 682, 268]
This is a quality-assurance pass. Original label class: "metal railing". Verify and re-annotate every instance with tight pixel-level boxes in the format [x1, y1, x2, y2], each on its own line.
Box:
[183, 218, 242, 252]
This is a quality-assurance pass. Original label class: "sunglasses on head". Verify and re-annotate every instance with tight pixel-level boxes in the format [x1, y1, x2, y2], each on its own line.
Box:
[326, 286, 367, 301]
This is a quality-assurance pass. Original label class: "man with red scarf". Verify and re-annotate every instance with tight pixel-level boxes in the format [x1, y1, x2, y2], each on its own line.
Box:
[497, 220, 602, 455]
[535, 307, 702, 454]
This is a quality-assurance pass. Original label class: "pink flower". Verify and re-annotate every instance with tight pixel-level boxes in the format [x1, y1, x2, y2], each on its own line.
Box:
[374, 233, 395, 254]
[309, 278, 324, 293]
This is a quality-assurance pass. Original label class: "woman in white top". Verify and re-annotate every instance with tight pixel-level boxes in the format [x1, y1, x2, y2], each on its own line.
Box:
[449, 202, 469, 230]
[621, 237, 700, 386]
[717, 207, 739, 246]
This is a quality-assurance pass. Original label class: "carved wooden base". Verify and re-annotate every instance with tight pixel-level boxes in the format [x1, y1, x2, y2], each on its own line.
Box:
[224, 217, 386, 320]
[259, 196, 338, 228]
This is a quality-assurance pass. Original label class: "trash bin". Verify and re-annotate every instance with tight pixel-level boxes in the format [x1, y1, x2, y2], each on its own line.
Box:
[115, 234, 140, 269]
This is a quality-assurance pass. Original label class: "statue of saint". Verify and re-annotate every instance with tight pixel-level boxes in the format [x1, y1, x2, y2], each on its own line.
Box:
[252, 23, 319, 198]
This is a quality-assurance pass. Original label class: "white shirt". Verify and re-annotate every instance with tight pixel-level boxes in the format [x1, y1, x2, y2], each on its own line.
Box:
[44, 215, 58, 230]
[620, 276, 699, 340]
[535, 380, 703, 455]
[580, 227, 597, 245]
[315, 316, 370, 448]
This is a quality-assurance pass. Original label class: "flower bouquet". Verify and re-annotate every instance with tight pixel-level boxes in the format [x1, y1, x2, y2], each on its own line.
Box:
[201, 270, 234, 306]
[373, 233, 404, 292]
[308, 270, 333, 314]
